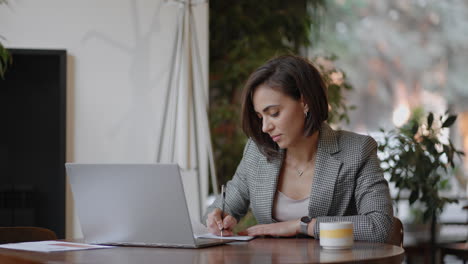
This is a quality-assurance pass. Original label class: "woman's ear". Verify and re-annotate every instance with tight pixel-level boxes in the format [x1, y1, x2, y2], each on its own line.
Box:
[300, 96, 309, 114]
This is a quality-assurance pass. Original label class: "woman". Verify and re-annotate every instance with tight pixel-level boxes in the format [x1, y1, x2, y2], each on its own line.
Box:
[203, 55, 393, 242]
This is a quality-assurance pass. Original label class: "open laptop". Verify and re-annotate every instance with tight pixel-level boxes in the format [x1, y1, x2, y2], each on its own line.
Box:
[65, 163, 234, 248]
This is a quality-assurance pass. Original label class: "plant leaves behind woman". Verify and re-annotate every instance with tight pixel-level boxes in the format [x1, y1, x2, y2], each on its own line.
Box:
[378, 109, 465, 223]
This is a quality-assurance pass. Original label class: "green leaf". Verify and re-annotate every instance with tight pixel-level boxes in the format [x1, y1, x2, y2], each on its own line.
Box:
[0, 59, 4, 75]
[442, 115, 457, 128]
[427, 112, 434, 129]
[423, 209, 433, 223]
[409, 190, 419, 204]
[0, 42, 11, 79]
[378, 144, 386, 151]
[439, 179, 449, 189]
[411, 123, 419, 136]
[445, 198, 458, 204]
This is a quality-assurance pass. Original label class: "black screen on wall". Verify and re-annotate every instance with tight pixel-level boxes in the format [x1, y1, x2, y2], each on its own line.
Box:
[0, 49, 66, 238]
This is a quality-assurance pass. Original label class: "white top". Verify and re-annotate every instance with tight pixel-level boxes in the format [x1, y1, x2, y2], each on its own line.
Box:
[272, 191, 309, 222]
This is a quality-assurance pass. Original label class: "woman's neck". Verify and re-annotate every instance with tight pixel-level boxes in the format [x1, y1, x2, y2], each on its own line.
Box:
[286, 130, 319, 163]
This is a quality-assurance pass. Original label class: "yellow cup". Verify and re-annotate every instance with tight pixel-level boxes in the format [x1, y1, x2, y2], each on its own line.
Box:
[319, 222, 353, 249]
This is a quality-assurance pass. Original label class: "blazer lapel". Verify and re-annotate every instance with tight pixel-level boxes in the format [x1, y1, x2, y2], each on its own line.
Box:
[255, 151, 283, 224]
[308, 123, 342, 218]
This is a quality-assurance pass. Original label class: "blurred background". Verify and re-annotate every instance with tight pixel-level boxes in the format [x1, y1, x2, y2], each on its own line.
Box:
[208, 0, 468, 263]
[1, 0, 467, 263]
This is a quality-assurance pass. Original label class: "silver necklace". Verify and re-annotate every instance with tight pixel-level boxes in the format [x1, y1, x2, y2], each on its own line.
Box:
[295, 162, 312, 177]
[290, 154, 315, 177]
[287, 147, 317, 177]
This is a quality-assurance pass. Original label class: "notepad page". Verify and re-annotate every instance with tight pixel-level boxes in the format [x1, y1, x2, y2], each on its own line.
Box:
[191, 220, 254, 241]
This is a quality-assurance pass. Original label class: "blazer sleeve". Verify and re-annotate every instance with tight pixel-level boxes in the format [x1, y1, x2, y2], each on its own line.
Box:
[202, 139, 255, 225]
[313, 136, 394, 243]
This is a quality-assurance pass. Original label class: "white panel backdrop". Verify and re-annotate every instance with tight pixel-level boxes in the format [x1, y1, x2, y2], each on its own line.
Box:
[0, 0, 209, 239]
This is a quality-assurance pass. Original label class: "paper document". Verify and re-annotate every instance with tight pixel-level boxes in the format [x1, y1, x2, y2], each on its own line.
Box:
[0, 241, 114, 252]
[196, 233, 255, 241]
[191, 220, 254, 241]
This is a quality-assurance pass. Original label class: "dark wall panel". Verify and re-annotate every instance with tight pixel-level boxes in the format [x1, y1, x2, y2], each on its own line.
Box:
[0, 49, 66, 238]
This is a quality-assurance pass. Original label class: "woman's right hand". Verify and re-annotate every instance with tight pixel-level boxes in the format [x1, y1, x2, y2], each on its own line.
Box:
[206, 208, 238, 236]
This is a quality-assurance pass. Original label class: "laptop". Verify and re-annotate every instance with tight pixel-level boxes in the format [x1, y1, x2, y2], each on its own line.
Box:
[65, 163, 234, 248]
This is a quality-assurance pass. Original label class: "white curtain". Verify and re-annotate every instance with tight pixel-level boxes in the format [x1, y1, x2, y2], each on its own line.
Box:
[156, 0, 217, 221]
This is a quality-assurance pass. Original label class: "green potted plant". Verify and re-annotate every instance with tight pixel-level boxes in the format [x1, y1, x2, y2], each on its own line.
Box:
[378, 109, 464, 260]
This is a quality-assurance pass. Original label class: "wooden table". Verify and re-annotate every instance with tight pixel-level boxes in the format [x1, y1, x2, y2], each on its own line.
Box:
[0, 238, 405, 264]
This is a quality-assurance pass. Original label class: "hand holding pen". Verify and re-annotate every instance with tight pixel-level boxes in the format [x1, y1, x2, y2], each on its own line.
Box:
[221, 184, 226, 236]
[206, 184, 238, 237]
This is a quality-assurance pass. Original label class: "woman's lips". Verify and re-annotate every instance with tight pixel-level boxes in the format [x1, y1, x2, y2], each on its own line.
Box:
[271, 135, 281, 142]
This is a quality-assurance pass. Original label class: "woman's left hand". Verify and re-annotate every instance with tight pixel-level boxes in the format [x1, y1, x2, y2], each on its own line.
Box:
[238, 219, 299, 237]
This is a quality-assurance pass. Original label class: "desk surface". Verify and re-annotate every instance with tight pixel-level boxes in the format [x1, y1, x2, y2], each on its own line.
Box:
[0, 238, 405, 264]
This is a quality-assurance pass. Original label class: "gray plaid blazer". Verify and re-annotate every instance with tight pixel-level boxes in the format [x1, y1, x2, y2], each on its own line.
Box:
[203, 122, 393, 243]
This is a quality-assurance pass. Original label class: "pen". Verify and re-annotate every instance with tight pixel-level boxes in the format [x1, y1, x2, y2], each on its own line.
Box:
[220, 184, 226, 237]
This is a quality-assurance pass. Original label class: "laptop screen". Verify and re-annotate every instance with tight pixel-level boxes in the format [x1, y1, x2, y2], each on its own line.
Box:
[66, 163, 197, 246]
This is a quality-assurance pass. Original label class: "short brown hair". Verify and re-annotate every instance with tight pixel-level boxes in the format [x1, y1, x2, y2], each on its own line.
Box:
[241, 55, 328, 159]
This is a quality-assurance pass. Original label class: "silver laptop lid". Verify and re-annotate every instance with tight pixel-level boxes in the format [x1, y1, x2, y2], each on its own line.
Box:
[66, 163, 196, 246]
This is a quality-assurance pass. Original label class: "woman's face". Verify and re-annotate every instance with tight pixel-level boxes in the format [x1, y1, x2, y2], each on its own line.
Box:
[252, 84, 308, 149]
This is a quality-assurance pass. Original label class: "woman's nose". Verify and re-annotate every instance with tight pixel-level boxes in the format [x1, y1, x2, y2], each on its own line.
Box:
[262, 118, 273, 133]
